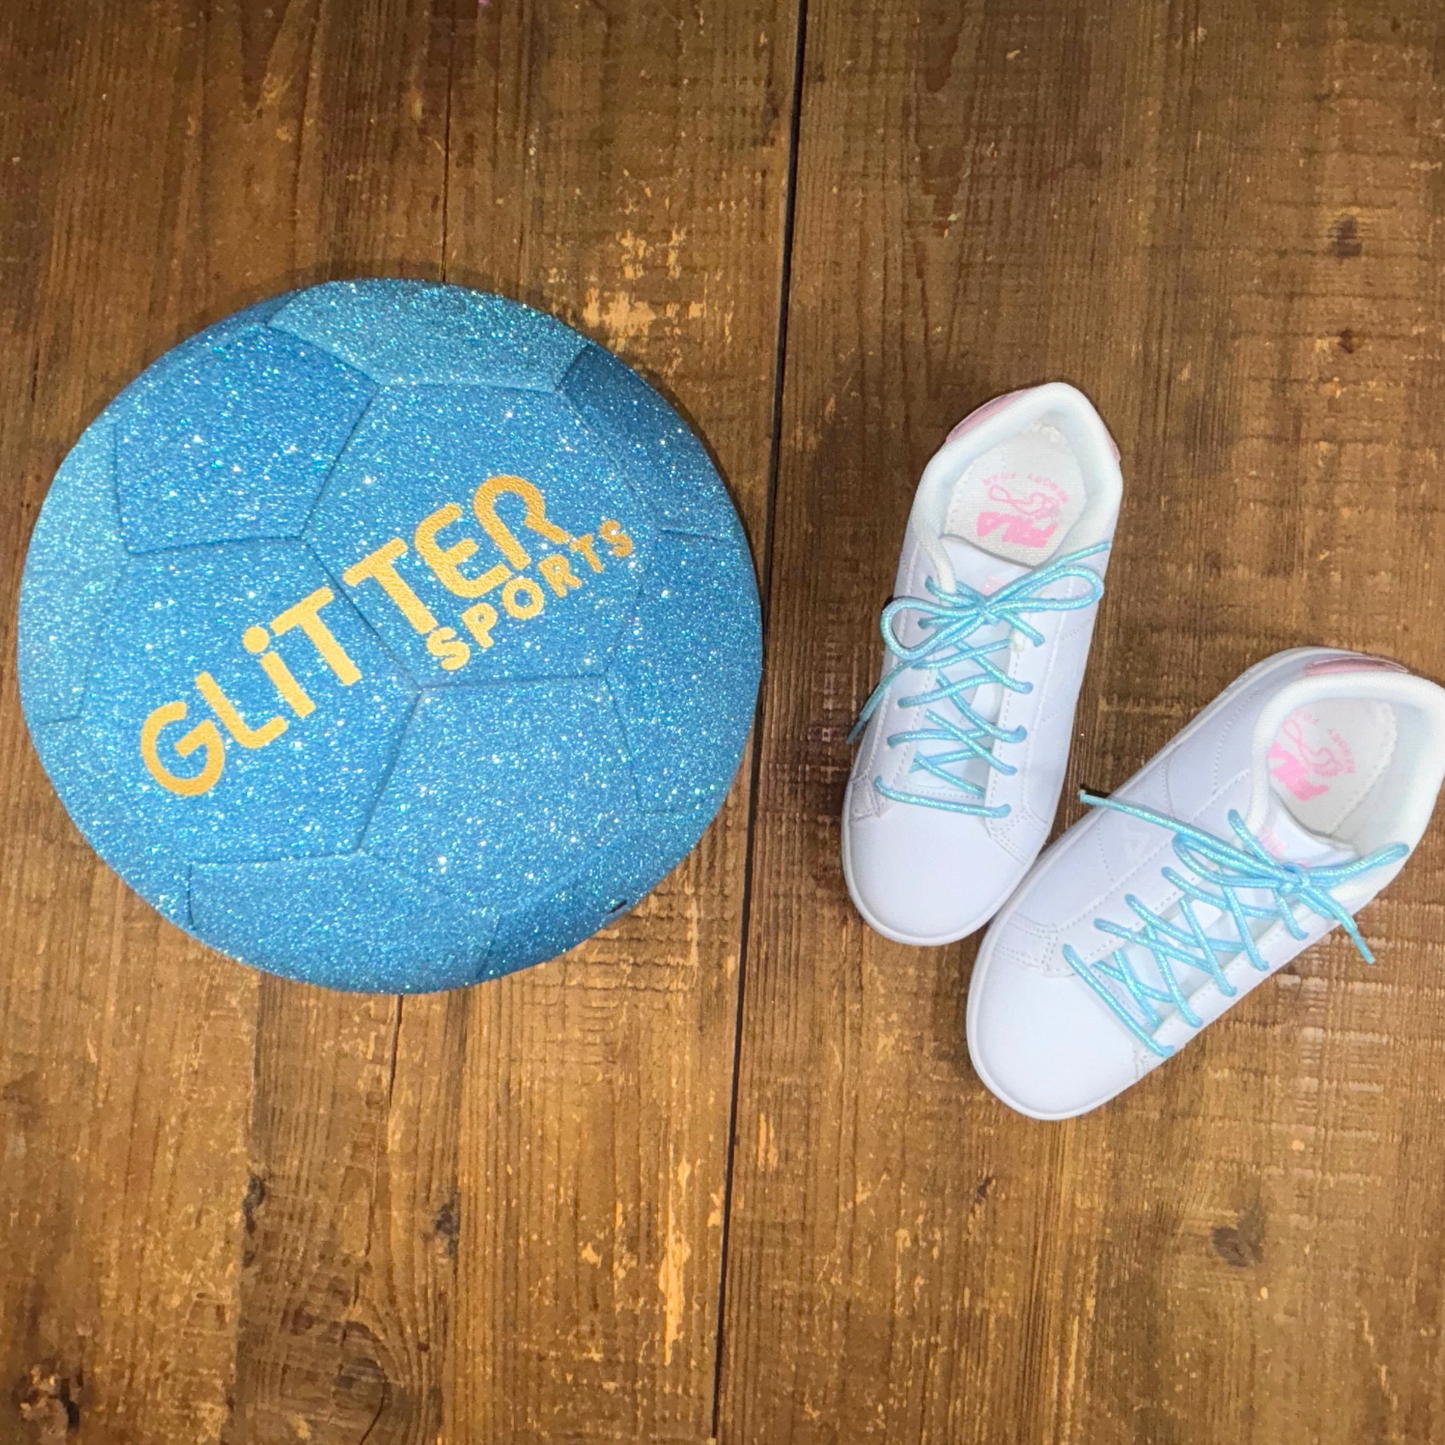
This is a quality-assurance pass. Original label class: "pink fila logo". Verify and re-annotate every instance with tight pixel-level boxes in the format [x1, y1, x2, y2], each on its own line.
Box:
[1268, 710, 1355, 802]
[975, 474, 1066, 549]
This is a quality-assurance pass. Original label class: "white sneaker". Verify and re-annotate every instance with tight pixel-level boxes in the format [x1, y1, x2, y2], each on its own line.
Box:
[967, 648, 1445, 1119]
[842, 383, 1124, 945]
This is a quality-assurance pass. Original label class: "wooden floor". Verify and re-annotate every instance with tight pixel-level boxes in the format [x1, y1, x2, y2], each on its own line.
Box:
[3, 1, 1445, 1441]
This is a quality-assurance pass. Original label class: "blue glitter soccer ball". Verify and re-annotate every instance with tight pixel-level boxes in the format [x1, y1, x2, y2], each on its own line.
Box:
[18, 280, 761, 992]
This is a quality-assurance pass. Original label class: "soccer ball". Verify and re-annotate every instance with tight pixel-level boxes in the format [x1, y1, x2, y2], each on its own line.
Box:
[18, 281, 761, 993]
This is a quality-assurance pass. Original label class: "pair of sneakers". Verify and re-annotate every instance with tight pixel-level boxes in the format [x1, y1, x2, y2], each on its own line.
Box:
[843, 383, 1445, 1120]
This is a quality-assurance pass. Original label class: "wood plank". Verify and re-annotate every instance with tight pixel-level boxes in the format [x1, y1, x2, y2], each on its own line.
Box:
[720, 3, 1445, 1443]
[0, 6, 266, 1442]
[438, 3, 799, 1441]
[227, 0, 803, 1430]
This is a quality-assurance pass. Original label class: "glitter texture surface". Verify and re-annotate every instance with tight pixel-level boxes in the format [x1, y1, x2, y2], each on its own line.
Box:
[610, 532, 762, 810]
[190, 854, 493, 994]
[366, 681, 633, 900]
[305, 385, 650, 684]
[19, 417, 126, 724]
[17, 280, 761, 992]
[274, 280, 587, 389]
[116, 326, 376, 552]
[562, 343, 744, 539]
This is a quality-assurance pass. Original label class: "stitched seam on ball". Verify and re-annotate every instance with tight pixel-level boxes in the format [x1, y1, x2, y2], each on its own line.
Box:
[301, 536, 431, 684]
[355, 693, 423, 849]
[561, 354, 735, 543]
[294, 390, 380, 541]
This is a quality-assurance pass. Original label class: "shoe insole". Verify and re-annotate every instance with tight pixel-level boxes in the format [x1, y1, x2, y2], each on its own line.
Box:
[1267, 696, 1398, 840]
[943, 421, 1086, 566]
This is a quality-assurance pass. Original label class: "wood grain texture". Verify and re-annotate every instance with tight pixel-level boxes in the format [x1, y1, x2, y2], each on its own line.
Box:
[718, 3, 1445, 1444]
[0, 8, 266, 1443]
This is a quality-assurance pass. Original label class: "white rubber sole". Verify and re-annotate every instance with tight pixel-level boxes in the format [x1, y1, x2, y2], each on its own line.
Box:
[965, 646, 1351, 1120]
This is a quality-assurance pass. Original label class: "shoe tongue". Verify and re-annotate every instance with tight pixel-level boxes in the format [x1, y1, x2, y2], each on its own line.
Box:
[1253, 793, 1354, 868]
[931, 538, 1029, 742]
[940, 535, 1029, 595]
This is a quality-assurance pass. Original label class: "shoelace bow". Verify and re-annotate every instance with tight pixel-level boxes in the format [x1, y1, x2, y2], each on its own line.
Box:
[1065, 792, 1410, 1057]
[848, 543, 1109, 818]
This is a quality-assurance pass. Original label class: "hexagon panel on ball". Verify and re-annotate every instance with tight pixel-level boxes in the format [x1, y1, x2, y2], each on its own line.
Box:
[608, 531, 762, 813]
[562, 342, 744, 541]
[115, 323, 375, 553]
[273, 279, 589, 390]
[364, 680, 635, 922]
[190, 853, 494, 995]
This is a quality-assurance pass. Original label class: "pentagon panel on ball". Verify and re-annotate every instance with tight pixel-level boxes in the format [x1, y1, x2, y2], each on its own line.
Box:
[17, 280, 762, 993]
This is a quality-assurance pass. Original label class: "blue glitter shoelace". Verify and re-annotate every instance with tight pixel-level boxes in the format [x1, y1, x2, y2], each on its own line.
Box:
[1063, 792, 1410, 1057]
[848, 543, 1109, 818]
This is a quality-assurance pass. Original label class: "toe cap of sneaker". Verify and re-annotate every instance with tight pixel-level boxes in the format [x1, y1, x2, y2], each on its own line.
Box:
[842, 793, 1030, 944]
[967, 928, 1146, 1119]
